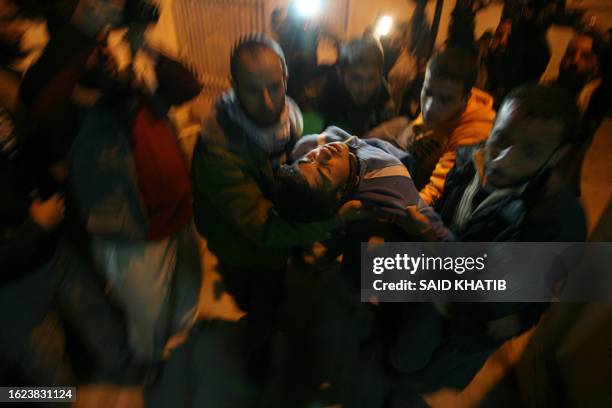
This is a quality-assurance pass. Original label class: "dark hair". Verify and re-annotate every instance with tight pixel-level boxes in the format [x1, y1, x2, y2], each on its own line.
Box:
[426, 47, 477, 94]
[123, 0, 160, 25]
[573, 27, 611, 83]
[230, 33, 287, 81]
[275, 164, 342, 222]
[338, 36, 384, 71]
[155, 55, 202, 106]
[501, 84, 581, 145]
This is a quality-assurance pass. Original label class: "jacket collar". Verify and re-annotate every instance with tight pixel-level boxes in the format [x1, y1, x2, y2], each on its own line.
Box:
[452, 148, 528, 231]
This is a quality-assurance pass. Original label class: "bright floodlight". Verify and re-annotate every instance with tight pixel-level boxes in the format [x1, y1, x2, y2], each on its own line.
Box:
[295, 0, 322, 17]
[374, 15, 393, 37]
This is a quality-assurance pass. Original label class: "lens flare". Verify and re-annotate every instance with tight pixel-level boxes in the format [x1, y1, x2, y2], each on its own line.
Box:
[294, 0, 322, 17]
[374, 15, 393, 38]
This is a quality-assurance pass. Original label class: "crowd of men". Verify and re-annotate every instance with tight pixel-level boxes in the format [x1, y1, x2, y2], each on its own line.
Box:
[1, 0, 611, 407]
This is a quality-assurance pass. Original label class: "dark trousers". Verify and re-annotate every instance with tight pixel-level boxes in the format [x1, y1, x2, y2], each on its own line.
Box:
[0, 238, 133, 385]
[218, 263, 286, 317]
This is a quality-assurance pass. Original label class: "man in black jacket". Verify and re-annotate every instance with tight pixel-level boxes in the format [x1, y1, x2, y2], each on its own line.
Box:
[388, 85, 587, 243]
[434, 84, 587, 242]
[385, 84, 587, 393]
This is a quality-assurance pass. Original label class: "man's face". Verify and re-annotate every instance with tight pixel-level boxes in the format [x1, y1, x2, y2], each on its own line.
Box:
[0, 0, 24, 47]
[296, 142, 351, 197]
[341, 64, 381, 107]
[420, 68, 469, 129]
[559, 34, 599, 87]
[0, 2, 28, 68]
[234, 48, 286, 127]
[484, 100, 565, 189]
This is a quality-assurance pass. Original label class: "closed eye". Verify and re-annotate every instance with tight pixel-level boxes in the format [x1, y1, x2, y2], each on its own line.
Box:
[317, 165, 333, 184]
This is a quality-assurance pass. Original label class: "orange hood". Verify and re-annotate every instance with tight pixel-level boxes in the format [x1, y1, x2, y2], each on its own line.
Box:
[415, 88, 496, 150]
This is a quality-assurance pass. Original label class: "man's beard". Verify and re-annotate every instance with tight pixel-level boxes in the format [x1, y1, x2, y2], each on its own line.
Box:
[248, 103, 285, 127]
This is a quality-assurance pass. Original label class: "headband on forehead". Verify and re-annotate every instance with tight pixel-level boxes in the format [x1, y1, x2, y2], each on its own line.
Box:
[230, 32, 288, 77]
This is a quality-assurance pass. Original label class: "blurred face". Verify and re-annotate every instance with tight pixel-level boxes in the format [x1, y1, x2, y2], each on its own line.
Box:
[420, 68, 469, 129]
[341, 64, 382, 107]
[234, 48, 286, 127]
[0, 3, 28, 68]
[559, 34, 599, 87]
[484, 100, 565, 189]
[296, 142, 351, 196]
[71, 0, 125, 38]
[0, 1, 24, 45]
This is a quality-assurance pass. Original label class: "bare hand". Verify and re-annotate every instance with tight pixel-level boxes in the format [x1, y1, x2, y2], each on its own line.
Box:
[338, 200, 369, 223]
[422, 387, 463, 407]
[29, 194, 65, 231]
[388, 205, 438, 241]
[404, 205, 432, 228]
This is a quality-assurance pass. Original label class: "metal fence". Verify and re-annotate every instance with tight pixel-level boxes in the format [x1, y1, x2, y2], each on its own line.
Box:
[173, 0, 267, 105]
[172, 0, 350, 106]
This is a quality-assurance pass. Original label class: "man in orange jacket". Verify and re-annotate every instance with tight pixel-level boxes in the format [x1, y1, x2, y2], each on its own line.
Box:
[365, 47, 496, 206]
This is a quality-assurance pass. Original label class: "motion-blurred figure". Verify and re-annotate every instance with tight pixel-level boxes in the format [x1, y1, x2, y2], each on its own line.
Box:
[18, 0, 204, 366]
[485, 0, 555, 106]
[70, 44, 203, 364]
[1, 3, 136, 384]
[270, 4, 338, 108]
[555, 28, 610, 194]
